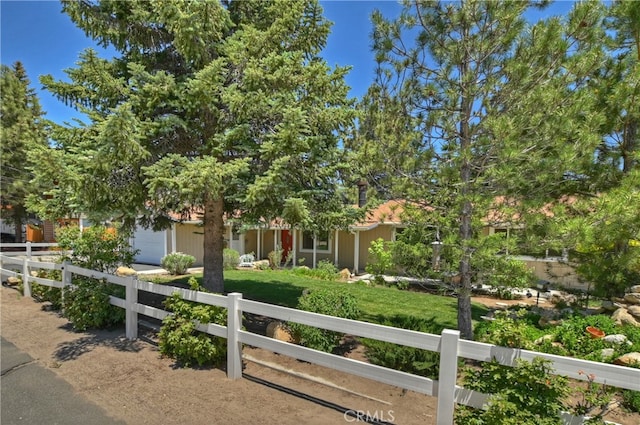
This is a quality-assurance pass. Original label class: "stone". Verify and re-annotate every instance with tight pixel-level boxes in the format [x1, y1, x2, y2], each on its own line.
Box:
[600, 348, 615, 359]
[603, 334, 628, 345]
[611, 296, 627, 304]
[600, 300, 619, 312]
[339, 268, 351, 281]
[266, 321, 296, 343]
[116, 266, 137, 277]
[253, 260, 270, 270]
[628, 305, 640, 319]
[623, 293, 640, 305]
[629, 285, 640, 293]
[611, 308, 640, 327]
[614, 352, 640, 367]
[6, 276, 20, 286]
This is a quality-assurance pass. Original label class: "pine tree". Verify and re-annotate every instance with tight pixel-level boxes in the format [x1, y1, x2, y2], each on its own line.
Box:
[0, 62, 48, 242]
[32, 0, 354, 292]
[365, 0, 606, 339]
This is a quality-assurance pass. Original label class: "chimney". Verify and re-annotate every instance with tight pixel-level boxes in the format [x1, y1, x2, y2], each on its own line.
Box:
[356, 180, 368, 208]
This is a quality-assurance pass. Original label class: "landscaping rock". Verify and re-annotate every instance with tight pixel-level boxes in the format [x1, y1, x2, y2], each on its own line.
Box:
[614, 352, 640, 367]
[603, 334, 628, 345]
[611, 296, 627, 304]
[600, 348, 615, 359]
[116, 266, 137, 277]
[627, 305, 640, 319]
[600, 300, 620, 312]
[611, 308, 640, 327]
[266, 321, 296, 343]
[6, 276, 20, 286]
[629, 285, 640, 293]
[623, 293, 640, 305]
[253, 260, 270, 270]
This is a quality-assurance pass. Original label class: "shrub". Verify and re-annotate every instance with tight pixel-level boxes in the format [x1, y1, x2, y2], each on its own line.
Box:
[455, 357, 569, 425]
[474, 308, 544, 349]
[161, 252, 196, 275]
[158, 292, 227, 367]
[622, 389, 640, 413]
[222, 248, 240, 270]
[267, 248, 283, 269]
[289, 289, 360, 352]
[30, 268, 63, 309]
[291, 260, 339, 281]
[362, 315, 444, 379]
[63, 277, 126, 331]
[366, 238, 394, 277]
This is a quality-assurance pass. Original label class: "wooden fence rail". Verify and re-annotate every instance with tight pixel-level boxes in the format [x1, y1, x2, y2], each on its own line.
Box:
[1, 254, 639, 425]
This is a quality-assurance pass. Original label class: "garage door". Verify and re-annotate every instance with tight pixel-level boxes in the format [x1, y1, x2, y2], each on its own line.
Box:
[132, 227, 167, 265]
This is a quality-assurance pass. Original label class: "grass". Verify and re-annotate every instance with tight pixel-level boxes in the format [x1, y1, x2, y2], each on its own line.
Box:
[150, 269, 490, 331]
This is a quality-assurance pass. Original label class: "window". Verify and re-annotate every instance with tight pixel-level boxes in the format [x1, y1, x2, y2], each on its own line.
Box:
[301, 231, 330, 253]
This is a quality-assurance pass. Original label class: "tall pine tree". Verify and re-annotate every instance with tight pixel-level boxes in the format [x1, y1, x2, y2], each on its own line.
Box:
[1, 62, 48, 242]
[31, 0, 355, 292]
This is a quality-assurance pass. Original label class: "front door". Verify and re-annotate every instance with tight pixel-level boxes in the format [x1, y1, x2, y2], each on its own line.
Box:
[281, 229, 293, 263]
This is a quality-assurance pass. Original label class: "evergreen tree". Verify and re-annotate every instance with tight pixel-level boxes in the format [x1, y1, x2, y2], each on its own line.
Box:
[365, 0, 605, 339]
[31, 0, 355, 292]
[0, 62, 48, 242]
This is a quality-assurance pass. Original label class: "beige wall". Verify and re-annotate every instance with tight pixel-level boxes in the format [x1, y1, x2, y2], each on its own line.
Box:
[518, 257, 589, 291]
[175, 223, 204, 266]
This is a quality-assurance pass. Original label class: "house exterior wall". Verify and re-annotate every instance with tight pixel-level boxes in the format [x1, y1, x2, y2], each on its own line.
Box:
[175, 223, 204, 266]
[515, 256, 588, 291]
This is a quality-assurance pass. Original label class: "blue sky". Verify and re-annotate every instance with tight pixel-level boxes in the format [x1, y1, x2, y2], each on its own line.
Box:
[1, 0, 575, 126]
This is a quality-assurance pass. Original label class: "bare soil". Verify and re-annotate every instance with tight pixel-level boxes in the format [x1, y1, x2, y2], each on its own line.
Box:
[2, 285, 638, 425]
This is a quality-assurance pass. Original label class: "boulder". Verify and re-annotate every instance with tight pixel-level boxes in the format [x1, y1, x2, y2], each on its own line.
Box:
[628, 305, 640, 319]
[600, 348, 615, 359]
[253, 260, 270, 270]
[116, 266, 137, 277]
[603, 334, 628, 345]
[600, 300, 621, 312]
[611, 308, 640, 327]
[6, 276, 21, 286]
[266, 321, 296, 343]
[623, 293, 640, 305]
[611, 296, 627, 304]
[339, 268, 351, 281]
[629, 285, 640, 293]
[614, 352, 640, 367]
[534, 334, 554, 345]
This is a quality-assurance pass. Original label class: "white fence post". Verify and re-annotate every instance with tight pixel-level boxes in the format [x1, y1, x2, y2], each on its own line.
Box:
[125, 276, 138, 340]
[437, 329, 460, 425]
[61, 261, 71, 310]
[22, 257, 31, 298]
[227, 292, 243, 380]
[26, 241, 32, 260]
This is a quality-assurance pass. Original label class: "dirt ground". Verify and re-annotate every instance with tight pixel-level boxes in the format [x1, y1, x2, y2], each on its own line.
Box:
[1, 285, 638, 425]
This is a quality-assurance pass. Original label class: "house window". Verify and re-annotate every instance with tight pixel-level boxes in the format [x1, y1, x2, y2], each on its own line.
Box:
[393, 227, 406, 241]
[301, 230, 330, 253]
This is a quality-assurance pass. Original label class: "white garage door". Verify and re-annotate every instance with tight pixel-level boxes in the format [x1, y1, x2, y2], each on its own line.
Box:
[132, 227, 167, 265]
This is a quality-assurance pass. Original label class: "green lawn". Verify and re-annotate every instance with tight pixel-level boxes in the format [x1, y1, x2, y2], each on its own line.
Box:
[151, 269, 490, 331]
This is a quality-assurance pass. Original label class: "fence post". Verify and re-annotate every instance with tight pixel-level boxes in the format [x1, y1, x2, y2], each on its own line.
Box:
[227, 292, 243, 380]
[436, 329, 460, 425]
[22, 258, 31, 298]
[26, 241, 32, 260]
[125, 276, 138, 340]
[61, 261, 71, 311]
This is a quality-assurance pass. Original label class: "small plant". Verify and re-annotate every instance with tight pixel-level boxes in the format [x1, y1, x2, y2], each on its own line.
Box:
[455, 357, 569, 425]
[63, 277, 126, 331]
[161, 252, 196, 275]
[366, 238, 394, 279]
[267, 248, 283, 269]
[571, 371, 614, 420]
[474, 308, 544, 349]
[621, 389, 640, 413]
[158, 292, 227, 367]
[363, 315, 443, 379]
[289, 289, 360, 352]
[222, 248, 240, 270]
[291, 260, 339, 281]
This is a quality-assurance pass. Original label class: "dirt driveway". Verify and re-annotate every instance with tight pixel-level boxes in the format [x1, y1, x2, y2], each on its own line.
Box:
[1, 286, 438, 425]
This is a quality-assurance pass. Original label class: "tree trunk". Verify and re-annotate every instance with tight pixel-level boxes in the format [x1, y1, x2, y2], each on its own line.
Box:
[14, 214, 24, 244]
[202, 192, 225, 293]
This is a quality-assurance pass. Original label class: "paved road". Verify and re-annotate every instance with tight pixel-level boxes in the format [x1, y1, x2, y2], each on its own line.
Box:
[1, 337, 123, 425]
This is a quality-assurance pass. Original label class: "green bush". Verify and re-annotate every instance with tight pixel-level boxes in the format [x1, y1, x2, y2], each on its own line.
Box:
[291, 260, 339, 281]
[362, 315, 444, 379]
[158, 292, 227, 367]
[622, 389, 640, 413]
[222, 249, 240, 270]
[267, 248, 283, 269]
[455, 357, 569, 425]
[63, 277, 126, 331]
[289, 289, 360, 352]
[474, 308, 544, 349]
[366, 238, 394, 277]
[161, 252, 196, 275]
[30, 268, 63, 309]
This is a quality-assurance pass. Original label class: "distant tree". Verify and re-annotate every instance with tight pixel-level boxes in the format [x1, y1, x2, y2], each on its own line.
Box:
[30, 0, 355, 293]
[0, 62, 48, 242]
[365, 0, 606, 339]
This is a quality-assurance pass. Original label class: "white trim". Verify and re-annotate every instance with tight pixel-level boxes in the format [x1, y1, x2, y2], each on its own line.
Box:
[334, 229, 339, 266]
[299, 230, 331, 254]
[353, 230, 360, 274]
[171, 224, 177, 254]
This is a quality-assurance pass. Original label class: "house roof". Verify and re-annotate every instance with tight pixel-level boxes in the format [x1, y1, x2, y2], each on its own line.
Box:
[351, 200, 407, 231]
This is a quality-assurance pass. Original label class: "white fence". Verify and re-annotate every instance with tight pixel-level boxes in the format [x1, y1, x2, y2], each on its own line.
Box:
[1, 254, 639, 425]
